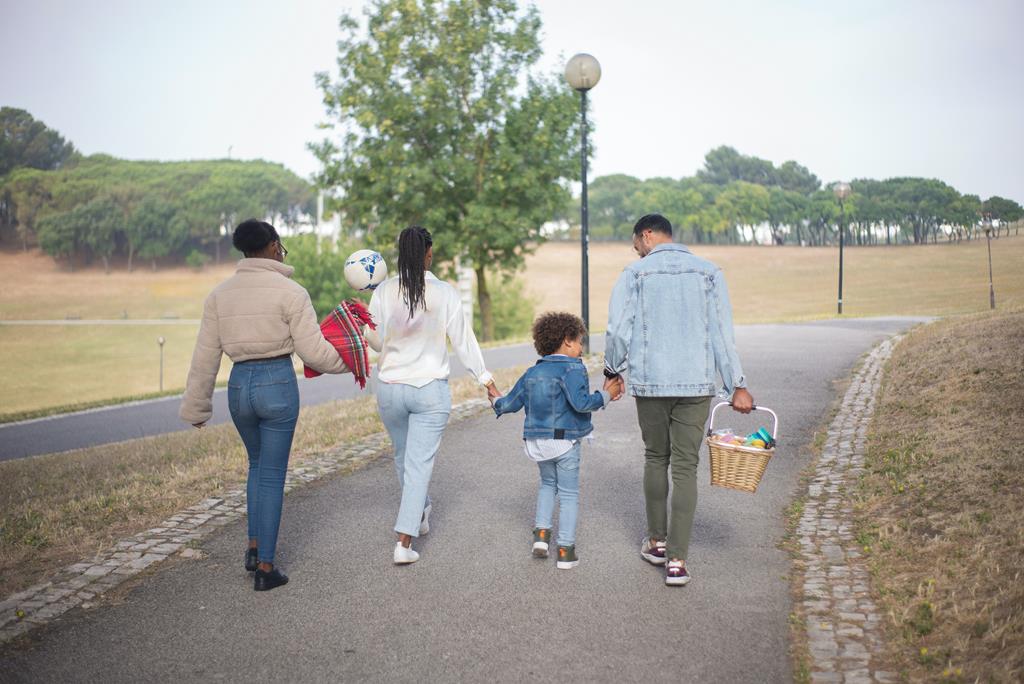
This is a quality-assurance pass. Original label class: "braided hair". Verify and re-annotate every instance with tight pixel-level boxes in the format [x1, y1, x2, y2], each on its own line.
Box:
[397, 225, 432, 319]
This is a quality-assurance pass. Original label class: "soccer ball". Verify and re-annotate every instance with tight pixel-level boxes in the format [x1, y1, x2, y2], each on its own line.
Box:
[344, 249, 388, 291]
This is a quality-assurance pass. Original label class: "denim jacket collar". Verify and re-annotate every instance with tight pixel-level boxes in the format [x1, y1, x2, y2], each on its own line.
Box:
[538, 354, 582, 365]
[647, 243, 693, 257]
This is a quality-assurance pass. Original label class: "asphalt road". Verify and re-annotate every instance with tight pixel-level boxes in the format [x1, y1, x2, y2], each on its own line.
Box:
[0, 318, 924, 683]
[0, 342, 542, 461]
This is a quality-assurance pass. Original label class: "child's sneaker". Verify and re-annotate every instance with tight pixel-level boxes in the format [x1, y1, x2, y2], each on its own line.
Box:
[532, 528, 550, 558]
[640, 537, 667, 565]
[665, 559, 690, 586]
[556, 545, 579, 570]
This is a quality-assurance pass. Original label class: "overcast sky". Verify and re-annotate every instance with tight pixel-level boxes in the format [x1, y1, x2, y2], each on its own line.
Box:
[3, 0, 1022, 202]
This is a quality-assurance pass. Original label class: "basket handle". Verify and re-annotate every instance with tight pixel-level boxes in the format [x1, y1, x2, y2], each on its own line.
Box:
[706, 402, 779, 439]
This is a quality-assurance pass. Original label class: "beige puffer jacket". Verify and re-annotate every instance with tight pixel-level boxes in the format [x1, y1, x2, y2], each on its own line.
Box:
[179, 258, 347, 424]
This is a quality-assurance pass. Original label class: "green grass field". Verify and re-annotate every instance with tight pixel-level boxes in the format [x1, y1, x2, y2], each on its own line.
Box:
[2, 235, 1022, 417]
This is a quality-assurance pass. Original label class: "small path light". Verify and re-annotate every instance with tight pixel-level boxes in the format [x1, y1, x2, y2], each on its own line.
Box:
[158, 336, 166, 392]
[983, 213, 996, 310]
[833, 182, 852, 315]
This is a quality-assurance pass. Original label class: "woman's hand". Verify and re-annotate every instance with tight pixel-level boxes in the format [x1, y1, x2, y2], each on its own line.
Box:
[486, 381, 502, 405]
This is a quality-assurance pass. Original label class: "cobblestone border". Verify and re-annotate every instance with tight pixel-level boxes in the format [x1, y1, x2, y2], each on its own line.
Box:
[0, 397, 493, 645]
[795, 337, 900, 684]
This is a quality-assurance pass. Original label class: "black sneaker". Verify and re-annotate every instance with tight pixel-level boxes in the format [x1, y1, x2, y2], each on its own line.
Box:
[665, 560, 690, 586]
[532, 528, 551, 558]
[556, 545, 579, 570]
[254, 567, 289, 591]
[245, 547, 258, 572]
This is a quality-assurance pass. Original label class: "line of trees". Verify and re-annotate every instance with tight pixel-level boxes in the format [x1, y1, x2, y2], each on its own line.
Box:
[582, 146, 1023, 245]
[1, 108, 315, 271]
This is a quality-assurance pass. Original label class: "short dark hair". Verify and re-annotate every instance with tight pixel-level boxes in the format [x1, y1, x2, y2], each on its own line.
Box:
[232, 219, 279, 256]
[633, 213, 672, 237]
[532, 311, 586, 357]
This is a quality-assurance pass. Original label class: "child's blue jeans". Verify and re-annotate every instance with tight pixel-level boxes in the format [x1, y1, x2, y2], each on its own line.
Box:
[534, 443, 581, 547]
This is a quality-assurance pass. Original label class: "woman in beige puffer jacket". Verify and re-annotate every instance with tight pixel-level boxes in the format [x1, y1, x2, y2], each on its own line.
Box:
[180, 219, 349, 592]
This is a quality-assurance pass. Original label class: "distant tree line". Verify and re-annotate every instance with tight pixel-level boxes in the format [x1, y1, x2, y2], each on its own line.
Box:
[0, 108, 314, 271]
[581, 146, 1023, 245]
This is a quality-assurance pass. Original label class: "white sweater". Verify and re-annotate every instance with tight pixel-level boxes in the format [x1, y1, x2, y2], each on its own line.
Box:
[367, 272, 492, 387]
[179, 258, 348, 424]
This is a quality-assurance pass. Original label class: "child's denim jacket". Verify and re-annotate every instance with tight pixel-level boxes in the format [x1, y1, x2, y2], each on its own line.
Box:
[493, 355, 608, 440]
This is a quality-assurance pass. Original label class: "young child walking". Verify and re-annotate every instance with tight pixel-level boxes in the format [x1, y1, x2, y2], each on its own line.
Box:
[492, 312, 623, 569]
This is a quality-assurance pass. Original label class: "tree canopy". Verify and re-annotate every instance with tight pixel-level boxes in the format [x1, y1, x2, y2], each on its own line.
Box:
[0, 107, 78, 177]
[584, 145, 1021, 246]
[2, 153, 313, 268]
[311, 0, 582, 340]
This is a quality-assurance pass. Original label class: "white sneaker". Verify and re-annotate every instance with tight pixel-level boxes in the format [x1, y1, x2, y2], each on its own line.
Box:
[393, 542, 419, 565]
[419, 503, 432, 536]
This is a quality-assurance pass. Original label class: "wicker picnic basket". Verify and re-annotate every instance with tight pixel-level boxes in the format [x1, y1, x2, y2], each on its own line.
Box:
[706, 402, 779, 493]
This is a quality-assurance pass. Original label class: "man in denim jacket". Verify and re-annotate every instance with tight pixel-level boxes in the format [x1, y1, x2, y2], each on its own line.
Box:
[605, 213, 754, 586]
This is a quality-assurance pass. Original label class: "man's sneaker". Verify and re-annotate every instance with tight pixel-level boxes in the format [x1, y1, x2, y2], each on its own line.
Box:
[419, 503, 432, 536]
[532, 528, 551, 558]
[393, 542, 419, 565]
[556, 545, 579, 570]
[665, 559, 690, 586]
[640, 537, 667, 565]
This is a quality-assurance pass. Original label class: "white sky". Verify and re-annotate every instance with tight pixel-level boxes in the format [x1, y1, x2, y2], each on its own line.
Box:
[2, 0, 1022, 202]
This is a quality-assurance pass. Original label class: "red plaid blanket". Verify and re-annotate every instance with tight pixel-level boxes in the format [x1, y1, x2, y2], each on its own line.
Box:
[303, 299, 376, 388]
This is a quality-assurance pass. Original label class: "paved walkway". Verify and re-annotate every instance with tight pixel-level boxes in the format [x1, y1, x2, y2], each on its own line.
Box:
[0, 319, 922, 683]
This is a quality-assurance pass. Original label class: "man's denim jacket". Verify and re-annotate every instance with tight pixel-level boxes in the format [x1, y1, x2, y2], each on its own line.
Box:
[604, 243, 746, 398]
[493, 355, 609, 440]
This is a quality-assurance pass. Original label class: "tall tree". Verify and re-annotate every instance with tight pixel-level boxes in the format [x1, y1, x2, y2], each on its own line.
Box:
[0, 108, 77, 177]
[589, 174, 643, 239]
[698, 146, 775, 186]
[311, 0, 581, 340]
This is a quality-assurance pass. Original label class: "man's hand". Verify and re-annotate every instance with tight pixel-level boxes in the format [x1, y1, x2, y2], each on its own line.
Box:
[731, 388, 754, 414]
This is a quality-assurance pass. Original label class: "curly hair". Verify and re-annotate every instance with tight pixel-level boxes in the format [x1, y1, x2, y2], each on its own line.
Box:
[532, 311, 586, 357]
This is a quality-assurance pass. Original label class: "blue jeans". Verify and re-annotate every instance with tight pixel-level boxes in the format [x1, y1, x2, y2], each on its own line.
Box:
[376, 380, 452, 537]
[535, 443, 581, 547]
[228, 357, 300, 565]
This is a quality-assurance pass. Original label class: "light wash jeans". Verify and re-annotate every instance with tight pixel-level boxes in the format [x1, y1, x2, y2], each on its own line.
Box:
[228, 357, 300, 565]
[376, 379, 452, 537]
[534, 442, 582, 547]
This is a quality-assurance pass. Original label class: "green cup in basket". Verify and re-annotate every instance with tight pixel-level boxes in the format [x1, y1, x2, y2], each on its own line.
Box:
[705, 402, 779, 493]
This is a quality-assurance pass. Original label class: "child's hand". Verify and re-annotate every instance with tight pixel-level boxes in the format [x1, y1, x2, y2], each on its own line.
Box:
[603, 375, 624, 401]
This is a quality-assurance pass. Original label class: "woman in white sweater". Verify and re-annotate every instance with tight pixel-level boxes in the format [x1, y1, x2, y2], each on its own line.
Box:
[180, 219, 349, 591]
[368, 226, 499, 564]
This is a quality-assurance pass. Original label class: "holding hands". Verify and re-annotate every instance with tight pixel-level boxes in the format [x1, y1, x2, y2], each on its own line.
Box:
[603, 374, 625, 401]
[486, 381, 502, 406]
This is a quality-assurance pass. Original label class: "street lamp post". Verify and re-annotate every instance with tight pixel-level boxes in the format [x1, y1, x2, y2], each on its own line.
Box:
[983, 214, 996, 310]
[833, 182, 851, 315]
[158, 336, 166, 392]
[565, 53, 601, 353]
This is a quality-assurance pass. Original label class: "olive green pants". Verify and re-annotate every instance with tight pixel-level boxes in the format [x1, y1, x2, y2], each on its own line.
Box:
[635, 395, 713, 561]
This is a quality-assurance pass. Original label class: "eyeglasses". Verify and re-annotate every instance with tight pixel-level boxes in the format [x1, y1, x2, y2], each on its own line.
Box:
[278, 241, 288, 257]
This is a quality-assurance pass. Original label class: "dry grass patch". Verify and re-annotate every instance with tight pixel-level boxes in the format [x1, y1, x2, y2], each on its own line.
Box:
[0, 365, 528, 596]
[524, 237, 1024, 329]
[856, 308, 1024, 681]
[0, 249, 234, 321]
